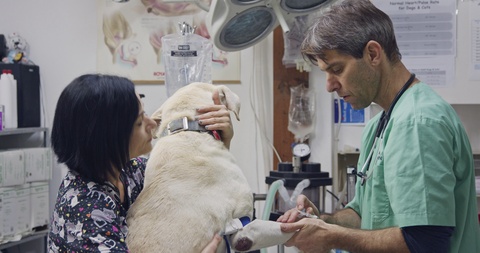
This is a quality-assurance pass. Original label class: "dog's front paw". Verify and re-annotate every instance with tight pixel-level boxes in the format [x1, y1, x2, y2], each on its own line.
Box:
[229, 219, 294, 252]
[232, 236, 253, 252]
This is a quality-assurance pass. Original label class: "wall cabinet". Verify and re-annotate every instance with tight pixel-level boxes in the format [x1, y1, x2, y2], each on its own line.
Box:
[0, 127, 50, 253]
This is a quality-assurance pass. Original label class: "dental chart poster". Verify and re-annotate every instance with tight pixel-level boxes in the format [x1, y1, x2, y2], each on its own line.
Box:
[96, 0, 241, 84]
[371, 0, 456, 87]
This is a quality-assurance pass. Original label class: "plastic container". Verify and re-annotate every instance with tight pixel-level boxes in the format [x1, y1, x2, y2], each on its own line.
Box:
[0, 69, 17, 128]
[266, 162, 332, 213]
[288, 85, 315, 142]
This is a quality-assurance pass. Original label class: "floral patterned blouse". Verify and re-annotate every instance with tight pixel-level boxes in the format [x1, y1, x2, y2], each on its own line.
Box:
[48, 157, 147, 253]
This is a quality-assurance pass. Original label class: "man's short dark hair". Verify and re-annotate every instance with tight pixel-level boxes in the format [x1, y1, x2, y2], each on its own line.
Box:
[301, 0, 402, 64]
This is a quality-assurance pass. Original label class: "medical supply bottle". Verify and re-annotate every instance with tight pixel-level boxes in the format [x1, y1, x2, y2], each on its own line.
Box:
[0, 69, 18, 128]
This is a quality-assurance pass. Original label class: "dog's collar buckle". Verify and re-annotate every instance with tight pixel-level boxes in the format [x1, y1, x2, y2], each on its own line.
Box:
[167, 116, 189, 135]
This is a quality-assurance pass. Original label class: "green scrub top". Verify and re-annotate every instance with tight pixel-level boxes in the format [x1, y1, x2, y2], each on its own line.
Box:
[346, 83, 480, 252]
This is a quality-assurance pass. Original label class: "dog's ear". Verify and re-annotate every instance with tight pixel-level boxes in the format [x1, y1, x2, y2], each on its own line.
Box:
[151, 106, 162, 124]
[216, 85, 240, 121]
[150, 106, 162, 139]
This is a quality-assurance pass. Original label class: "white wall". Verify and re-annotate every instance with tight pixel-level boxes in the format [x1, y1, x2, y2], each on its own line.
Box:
[1, 0, 98, 226]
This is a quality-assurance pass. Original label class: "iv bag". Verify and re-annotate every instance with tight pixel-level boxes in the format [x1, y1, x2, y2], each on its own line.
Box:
[282, 15, 308, 68]
[162, 22, 213, 97]
[288, 85, 315, 142]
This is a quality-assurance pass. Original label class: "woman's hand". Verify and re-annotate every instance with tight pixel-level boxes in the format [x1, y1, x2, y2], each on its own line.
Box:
[201, 234, 222, 253]
[196, 91, 234, 149]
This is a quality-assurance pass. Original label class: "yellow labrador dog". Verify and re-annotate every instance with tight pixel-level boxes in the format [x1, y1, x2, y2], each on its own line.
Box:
[126, 82, 293, 253]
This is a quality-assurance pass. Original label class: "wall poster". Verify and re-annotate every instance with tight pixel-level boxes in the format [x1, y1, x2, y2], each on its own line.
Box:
[96, 0, 241, 84]
[371, 0, 457, 88]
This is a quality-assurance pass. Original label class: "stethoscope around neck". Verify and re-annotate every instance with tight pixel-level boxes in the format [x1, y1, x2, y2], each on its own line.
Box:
[355, 73, 416, 186]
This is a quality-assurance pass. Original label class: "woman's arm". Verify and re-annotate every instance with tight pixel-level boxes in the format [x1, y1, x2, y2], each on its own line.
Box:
[201, 234, 222, 253]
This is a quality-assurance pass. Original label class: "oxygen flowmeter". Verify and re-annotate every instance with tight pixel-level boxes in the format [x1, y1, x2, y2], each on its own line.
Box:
[292, 142, 311, 160]
[292, 142, 311, 173]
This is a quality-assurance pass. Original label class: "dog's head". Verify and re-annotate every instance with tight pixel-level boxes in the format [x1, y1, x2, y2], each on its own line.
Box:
[151, 82, 240, 138]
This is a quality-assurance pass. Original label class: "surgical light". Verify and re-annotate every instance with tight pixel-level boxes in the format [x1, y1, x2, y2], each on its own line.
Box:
[206, 0, 338, 51]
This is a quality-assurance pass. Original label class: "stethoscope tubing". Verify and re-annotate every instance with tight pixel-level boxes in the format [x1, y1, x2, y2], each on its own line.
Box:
[355, 73, 416, 186]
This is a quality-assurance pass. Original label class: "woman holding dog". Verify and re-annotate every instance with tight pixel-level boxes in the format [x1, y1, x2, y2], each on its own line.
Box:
[48, 74, 229, 252]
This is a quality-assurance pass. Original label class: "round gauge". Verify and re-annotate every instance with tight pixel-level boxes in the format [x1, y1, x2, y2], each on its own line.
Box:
[292, 143, 311, 158]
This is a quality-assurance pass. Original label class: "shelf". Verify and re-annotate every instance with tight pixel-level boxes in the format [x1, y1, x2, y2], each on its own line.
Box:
[0, 230, 48, 250]
[338, 151, 360, 155]
[0, 127, 50, 252]
[0, 127, 48, 136]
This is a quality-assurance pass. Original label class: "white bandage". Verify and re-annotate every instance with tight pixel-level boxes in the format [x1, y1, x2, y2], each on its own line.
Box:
[222, 218, 245, 235]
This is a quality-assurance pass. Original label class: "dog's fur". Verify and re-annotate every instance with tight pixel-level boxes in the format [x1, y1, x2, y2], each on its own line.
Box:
[126, 83, 293, 252]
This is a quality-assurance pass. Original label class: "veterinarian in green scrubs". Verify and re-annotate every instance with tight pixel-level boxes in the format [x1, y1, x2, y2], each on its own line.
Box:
[277, 1, 480, 252]
[48, 74, 233, 252]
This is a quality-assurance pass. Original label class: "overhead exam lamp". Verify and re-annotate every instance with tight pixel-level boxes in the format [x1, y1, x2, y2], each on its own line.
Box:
[112, 0, 338, 52]
[206, 0, 338, 51]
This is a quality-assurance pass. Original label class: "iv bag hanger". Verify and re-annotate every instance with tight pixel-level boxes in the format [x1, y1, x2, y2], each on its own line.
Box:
[111, 0, 209, 11]
[206, 0, 339, 52]
[162, 0, 210, 12]
[178, 22, 197, 35]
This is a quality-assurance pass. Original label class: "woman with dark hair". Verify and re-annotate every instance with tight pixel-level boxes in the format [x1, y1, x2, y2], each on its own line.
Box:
[48, 74, 230, 252]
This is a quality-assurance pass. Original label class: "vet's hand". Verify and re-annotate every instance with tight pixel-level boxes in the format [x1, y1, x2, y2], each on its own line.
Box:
[277, 194, 320, 223]
[201, 234, 222, 253]
[196, 91, 234, 149]
[280, 218, 334, 253]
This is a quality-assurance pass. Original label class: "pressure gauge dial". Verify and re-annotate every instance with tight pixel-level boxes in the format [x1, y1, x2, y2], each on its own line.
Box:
[292, 143, 311, 161]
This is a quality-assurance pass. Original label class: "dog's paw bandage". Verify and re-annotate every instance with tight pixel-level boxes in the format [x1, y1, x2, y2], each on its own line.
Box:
[222, 216, 251, 235]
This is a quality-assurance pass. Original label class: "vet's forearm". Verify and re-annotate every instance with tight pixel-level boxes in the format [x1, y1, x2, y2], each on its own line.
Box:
[327, 225, 410, 253]
[320, 208, 360, 229]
